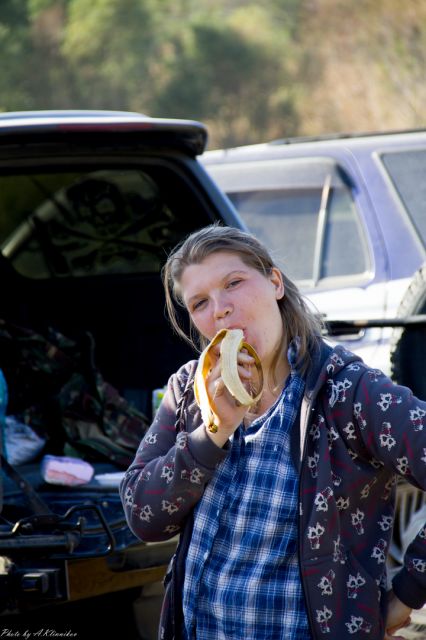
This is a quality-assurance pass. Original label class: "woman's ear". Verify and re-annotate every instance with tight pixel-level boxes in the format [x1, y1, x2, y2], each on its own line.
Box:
[270, 267, 285, 300]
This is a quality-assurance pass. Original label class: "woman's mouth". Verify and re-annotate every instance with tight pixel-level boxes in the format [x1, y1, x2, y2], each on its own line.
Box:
[227, 326, 247, 341]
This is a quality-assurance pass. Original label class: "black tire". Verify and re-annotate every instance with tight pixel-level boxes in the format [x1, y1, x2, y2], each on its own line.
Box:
[390, 263, 426, 400]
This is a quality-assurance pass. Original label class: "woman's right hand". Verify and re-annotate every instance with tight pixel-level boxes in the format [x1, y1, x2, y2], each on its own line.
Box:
[204, 344, 255, 446]
[385, 591, 412, 639]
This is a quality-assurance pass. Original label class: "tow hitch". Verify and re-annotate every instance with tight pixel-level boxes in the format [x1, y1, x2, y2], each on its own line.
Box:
[0, 505, 116, 612]
[5, 504, 116, 557]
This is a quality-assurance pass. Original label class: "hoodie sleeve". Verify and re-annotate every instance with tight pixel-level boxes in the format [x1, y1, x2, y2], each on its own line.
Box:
[350, 367, 426, 609]
[119, 361, 229, 542]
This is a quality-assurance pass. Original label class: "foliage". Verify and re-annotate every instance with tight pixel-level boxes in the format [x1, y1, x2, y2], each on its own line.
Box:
[0, 0, 424, 147]
[149, 17, 298, 146]
[296, 0, 426, 135]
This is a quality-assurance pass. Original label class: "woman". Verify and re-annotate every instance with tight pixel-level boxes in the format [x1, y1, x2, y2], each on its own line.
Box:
[120, 224, 423, 640]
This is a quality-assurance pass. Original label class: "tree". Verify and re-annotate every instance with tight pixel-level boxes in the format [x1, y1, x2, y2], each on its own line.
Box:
[0, 0, 34, 110]
[295, 0, 426, 134]
[61, 0, 155, 109]
[144, 3, 300, 147]
[0, 0, 423, 145]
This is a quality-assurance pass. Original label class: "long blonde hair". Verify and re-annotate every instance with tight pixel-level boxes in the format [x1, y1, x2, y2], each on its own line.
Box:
[162, 224, 323, 377]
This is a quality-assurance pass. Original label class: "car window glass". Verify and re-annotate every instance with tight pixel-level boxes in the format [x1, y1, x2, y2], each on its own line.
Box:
[0, 168, 194, 278]
[380, 149, 426, 245]
[209, 156, 368, 286]
[321, 188, 368, 278]
[227, 189, 320, 281]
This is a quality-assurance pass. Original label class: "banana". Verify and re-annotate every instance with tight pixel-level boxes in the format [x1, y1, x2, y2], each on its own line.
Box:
[194, 328, 263, 432]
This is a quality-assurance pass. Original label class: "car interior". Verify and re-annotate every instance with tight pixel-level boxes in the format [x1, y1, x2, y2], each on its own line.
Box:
[0, 162, 213, 415]
[0, 159, 216, 540]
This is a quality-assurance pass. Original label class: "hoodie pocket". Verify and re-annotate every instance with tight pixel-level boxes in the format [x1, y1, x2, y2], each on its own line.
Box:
[301, 551, 385, 637]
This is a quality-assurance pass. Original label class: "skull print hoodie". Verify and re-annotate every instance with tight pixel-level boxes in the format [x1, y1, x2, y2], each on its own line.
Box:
[120, 340, 426, 639]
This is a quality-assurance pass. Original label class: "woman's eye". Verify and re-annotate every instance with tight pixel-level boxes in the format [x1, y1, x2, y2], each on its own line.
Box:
[193, 299, 206, 311]
[227, 279, 242, 288]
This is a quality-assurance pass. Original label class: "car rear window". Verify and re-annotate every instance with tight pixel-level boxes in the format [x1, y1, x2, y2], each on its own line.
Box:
[0, 166, 202, 278]
[380, 149, 426, 246]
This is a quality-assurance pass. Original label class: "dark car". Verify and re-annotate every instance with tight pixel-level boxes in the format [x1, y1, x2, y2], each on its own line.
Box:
[0, 110, 244, 638]
[1, 113, 425, 639]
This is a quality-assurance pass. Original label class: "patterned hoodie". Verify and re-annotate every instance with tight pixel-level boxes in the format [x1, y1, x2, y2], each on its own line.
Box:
[120, 340, 426, 639]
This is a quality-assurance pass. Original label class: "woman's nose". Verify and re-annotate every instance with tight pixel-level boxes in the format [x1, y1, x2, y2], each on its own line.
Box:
[214, 297, 232, 320]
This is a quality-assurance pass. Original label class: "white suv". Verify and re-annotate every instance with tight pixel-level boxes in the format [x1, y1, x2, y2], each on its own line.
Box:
[202, 130, 426, 385]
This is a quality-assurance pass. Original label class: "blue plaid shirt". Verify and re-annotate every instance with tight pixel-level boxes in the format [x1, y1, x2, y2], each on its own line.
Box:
[182, 344, 312, 639]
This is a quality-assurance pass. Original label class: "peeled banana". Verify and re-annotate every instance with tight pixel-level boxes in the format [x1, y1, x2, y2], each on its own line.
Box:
[194, 328, 264, 433]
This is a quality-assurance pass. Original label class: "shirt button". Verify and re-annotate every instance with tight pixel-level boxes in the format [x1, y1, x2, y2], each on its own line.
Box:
[216, 509, 220, 517]
[203, 552, 209, 561]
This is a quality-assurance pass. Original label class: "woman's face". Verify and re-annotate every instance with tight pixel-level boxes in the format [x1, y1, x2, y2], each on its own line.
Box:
[179, 251, 285, 369]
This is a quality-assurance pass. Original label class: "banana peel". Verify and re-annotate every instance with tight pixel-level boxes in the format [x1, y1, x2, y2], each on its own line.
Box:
[194, 328, 264, 432]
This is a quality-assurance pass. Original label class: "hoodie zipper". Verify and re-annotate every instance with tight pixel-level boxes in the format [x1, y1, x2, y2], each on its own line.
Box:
[297, 394, 317, 639]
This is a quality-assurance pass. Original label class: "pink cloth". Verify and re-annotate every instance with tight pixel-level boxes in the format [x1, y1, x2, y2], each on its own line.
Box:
[41, 455, 94, 486]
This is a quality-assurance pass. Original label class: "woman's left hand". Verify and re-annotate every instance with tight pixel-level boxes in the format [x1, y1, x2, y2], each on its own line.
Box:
[385, 590, 412, 639]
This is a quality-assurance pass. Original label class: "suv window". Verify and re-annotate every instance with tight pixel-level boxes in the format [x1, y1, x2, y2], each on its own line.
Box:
[0, 166, 199, 279]
[380, 149, 426, 245]
[228, 188, 318, 281]
[208, 157, 370, 284]
[322, 188, 367, 279]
